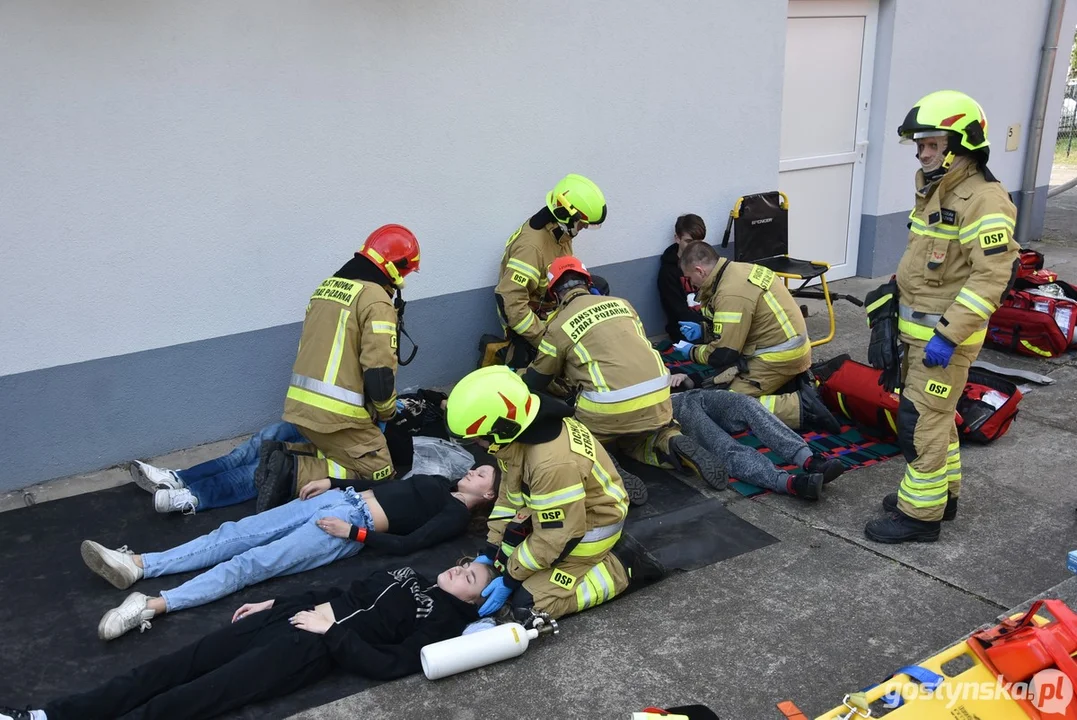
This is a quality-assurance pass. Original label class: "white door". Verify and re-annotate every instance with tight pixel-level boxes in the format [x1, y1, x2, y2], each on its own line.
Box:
[779, 0, 877, 280]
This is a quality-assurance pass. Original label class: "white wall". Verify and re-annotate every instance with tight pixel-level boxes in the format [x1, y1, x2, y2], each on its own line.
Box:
[862, 0, 1077, 218]
[0, 0, 786, 377]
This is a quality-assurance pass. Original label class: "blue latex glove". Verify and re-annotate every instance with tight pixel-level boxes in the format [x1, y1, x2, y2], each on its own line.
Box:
[377, 420, 387, 432]
[395, 399, 406, 412]
[670, 340, 694, 361]
[478, 576, 513, 617]
[473, 555, 493, 566]
[589, 287, 603, 295]
[923, 333, 955, 368]
[679, 321, 702, 342]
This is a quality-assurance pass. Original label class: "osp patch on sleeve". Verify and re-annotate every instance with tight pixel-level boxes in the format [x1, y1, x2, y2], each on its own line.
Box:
[550, 568, 577, 590]
[924, 379, 952, 399]
[511, 271, 530, 286]
[979, 229, 1010, 256]
[537, 507, 565, 528]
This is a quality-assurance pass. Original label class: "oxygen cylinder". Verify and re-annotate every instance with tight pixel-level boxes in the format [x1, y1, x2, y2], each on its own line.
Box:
[421, 622, 538, 680]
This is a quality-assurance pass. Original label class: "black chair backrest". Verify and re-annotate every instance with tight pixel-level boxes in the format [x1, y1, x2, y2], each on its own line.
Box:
[720, 191, 789, 263]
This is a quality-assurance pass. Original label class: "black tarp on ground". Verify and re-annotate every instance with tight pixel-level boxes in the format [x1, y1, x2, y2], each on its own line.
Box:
[0, 462, 776, 719]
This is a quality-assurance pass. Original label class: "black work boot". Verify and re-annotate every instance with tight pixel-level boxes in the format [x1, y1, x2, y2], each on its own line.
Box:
[613, 535, 667, 592]
[864, 510, 941, 544]
[789, 473, 823, 501]
[256, 450, 296, 513]
[609, 455, 648, 506]
[797, 374, 843, 435]
[253, 441, 286, 496]
[883, 492, 958, 521]
[667, 434, 728, 490]
[804, 453, 845, 484]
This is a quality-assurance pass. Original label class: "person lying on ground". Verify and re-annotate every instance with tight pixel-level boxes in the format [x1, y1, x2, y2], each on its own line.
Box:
[669, 374, 844, 500]
[0, 560, 494, 720]
[129, 390, 453, 515]
[79, 465, 499, 641]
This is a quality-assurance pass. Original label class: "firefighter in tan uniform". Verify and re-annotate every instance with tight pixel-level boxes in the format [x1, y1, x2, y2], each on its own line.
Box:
[521, 256, 727, 505]
[255, 225, 421, 511]
[446, 367, 663, 620]
[676, 241, 842, 433]
[865, 91, 1019, 544]
[494, 174, 606, 369]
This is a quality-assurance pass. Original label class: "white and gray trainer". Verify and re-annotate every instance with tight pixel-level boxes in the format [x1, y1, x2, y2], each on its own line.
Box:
[80, 540, 144, 590]
[128, 461, 184, 493]
[154, 488, 198, 515]
[98, 592, 155, 641]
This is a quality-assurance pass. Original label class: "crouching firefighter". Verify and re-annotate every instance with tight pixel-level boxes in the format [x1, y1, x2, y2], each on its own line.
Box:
[445, 366, 664, 620]
[521, 256, 728, 505]
[676, 241, 842, 434]
[864, 90, 1019, 544]
[492, 174, 606, 370]
[257, 224, 422, 511]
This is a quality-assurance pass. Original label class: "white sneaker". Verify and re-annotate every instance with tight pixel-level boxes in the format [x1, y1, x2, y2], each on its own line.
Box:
[128, 460, 184, 493]
[154, 488, 198, 514]
[80, 540, 144, 590]
[98, 592, 155, 641]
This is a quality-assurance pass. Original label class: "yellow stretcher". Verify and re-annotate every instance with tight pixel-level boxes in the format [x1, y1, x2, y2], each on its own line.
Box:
[802, 614, 1060, 720]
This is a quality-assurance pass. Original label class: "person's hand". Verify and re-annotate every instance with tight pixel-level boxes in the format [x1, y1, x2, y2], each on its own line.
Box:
[395, 399, 406, 412]
[290, 609, 333, 635]
[478, 576, 513, 617]
[317, 516, 352, 538]
[670, 373, 690, 389]
[299, 478, 331, 500]
[671, 340, 694, 360]
[923, 334, 955, 368]
[679, 321, 703, 342]
[377, 420, 388, 432]
[232, 599, 275, 623]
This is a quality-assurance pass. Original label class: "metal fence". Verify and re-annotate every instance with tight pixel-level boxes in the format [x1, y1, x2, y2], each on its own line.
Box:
[1056, 81, 1077, 159]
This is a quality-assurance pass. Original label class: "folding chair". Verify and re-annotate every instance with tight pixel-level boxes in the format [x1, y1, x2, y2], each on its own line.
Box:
[720, 191, 863, 348]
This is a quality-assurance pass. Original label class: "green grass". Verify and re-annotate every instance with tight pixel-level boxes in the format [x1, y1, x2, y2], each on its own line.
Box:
[1054, 141, 1077, 167]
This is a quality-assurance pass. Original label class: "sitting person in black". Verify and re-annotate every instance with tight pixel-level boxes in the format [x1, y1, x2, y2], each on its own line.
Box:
[2, 560, 495, 720]
[658, 213, 708, 341]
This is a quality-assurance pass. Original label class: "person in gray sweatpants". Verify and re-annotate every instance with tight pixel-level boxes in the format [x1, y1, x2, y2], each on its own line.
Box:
[670, 379, 845, 500]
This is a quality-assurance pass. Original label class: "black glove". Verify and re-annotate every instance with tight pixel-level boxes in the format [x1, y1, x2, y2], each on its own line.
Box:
[864, 279, 901, 392]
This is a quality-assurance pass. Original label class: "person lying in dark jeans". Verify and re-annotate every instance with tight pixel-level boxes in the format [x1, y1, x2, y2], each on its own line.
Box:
[127, 390, 451, 515]
[670, 374, 844, 500]
[1, 561, 495, 720]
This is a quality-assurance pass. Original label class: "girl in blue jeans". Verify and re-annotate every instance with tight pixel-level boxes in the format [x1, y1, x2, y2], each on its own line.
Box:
[79, 465, 498, 642]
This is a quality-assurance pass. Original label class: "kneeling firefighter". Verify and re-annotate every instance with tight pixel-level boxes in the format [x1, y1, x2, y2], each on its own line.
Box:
[521, 256, 728, 505]
[445, 366, 663, 620]
[490, 174, 607, 370]
[864, 90, 1019, 544]
[258, 224, 422, 511]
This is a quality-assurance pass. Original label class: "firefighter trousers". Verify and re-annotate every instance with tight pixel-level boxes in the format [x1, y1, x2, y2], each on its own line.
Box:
[727, 354, 809, 429]
[288, 424, 394, 492]
[895, 340, 974, 522]
[515, 549, 631, 620]
[592, 423, 682, 469]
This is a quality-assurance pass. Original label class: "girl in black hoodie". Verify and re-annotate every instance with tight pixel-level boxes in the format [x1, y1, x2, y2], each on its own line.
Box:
[658, 213, 708, 341]
[2, 560, 495, 720]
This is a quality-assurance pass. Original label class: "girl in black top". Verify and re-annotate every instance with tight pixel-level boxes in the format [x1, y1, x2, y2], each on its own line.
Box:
[2, 560, 495, 720]
[658, 213, 708, 341]
[78, 465, 498, 641]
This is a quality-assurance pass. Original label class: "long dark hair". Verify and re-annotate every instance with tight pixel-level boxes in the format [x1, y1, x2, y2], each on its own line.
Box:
[465, 463, 501, 535]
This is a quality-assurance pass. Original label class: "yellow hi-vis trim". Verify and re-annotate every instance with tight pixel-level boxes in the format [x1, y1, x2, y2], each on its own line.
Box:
[884, 409, 898, 434]
[759, 395, 777, 413]
[1021, 339, 1052, 356]
[955, 288, 997, 320]
[897, 318, 985, 346]
[526, 483, 586, 510]
[572, 341, 610, 393]
[575, 561, 615, 612]
[592, 461, 629, 515]
[510, 310, 537, 335]
[763, 291, 797, 339]
[576, 386, 671, 415]
[286, 387, 371, 419]
[958, 213, 1015, 244]
[908, 214, 960, 240]
[370, 321, 397, 335]
[538, 339, 558, 357]
[505, 258, 540, 283]
[755, 339, 811, 363]
[514, 538, 543, 571]
[320, 453, 350, 480]
[865, 293, 894, 316]
[570, 529, 623, 558]
[836, 392, 851, 419]
[898, 464, 948, 507]
[712, 311, 743, 323]
[324, 309, 351, 385]
[488, 505, 517, 521]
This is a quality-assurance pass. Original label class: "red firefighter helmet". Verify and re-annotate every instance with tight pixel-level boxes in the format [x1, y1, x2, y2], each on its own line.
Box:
[357, 224, 420, 286]
[547, 255, 591, 290]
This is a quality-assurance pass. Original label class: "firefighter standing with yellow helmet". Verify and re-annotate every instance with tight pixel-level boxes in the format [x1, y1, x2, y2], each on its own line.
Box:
[495, 174, 607, 369]
[256, 225, 422, 511]
[445, 366, 661, 620]
[864, 90, 1019, 544]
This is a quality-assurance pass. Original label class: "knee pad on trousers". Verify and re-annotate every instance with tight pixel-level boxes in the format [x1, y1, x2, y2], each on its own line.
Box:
[897, 394, 920, 463]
